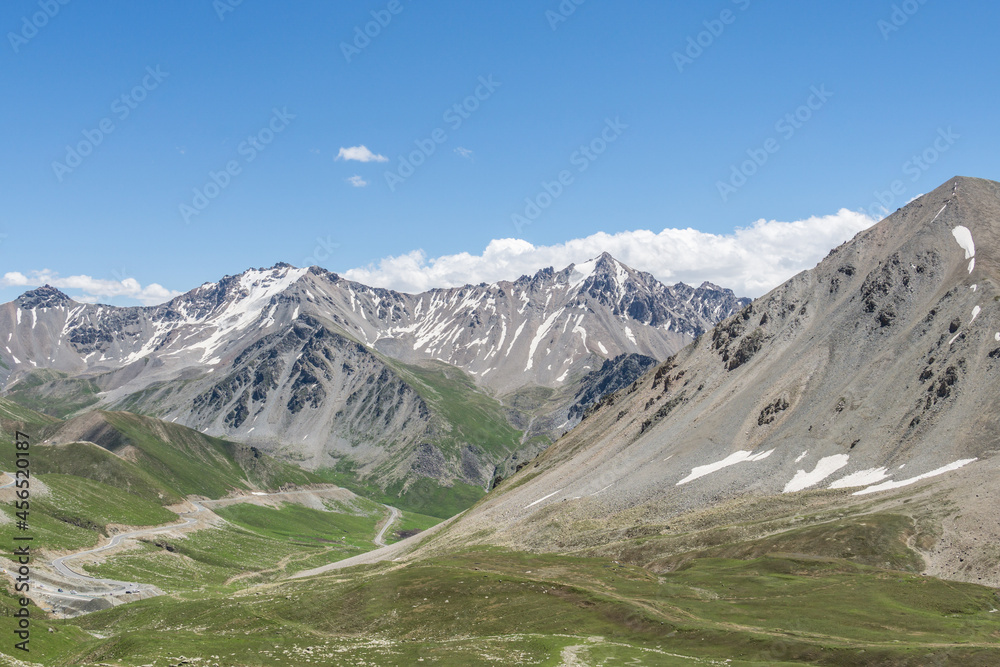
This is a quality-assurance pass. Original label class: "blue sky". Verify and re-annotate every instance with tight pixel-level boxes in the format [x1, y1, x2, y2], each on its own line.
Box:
[1, 0, 998, 304]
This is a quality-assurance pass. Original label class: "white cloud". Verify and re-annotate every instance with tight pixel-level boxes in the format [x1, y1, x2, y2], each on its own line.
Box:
[336, 145, 388, 163]
[346, 175, 369, 188]
[342, 209, 877, 297]
[1, 270, 182, 306]
[454, 147, 474, 160]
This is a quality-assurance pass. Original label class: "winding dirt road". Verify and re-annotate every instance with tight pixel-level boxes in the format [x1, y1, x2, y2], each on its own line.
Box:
[27, 488, 403, 602]
[45, 502, 208, 599]
[373, 506, 401, 547]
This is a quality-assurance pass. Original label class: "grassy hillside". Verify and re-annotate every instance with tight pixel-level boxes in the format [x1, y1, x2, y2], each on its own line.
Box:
[384, 509, 442, 544]
[0, 474, 178, 552]
[4, 369, 102, 418]
[84, 500, 386, 594]
[96, 411, 319, 498]
[319, 466, 485, 519]
[0, 408, 336, 561]
[315, 359, 525, 518]
[0, 403, 321, 503]
[213, 498, 384, 544]
[389, 360, 523, 461]
[23, 546, 999, 666]
[0, 396, 61, 432]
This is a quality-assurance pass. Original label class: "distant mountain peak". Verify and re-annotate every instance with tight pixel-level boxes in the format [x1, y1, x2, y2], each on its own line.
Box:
[593, 251, 618, 265]
[17, 285, 73, 309]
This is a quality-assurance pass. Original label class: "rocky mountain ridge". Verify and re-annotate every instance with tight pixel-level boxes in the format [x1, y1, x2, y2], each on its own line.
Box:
[0, 254, 747, 504]
[433, 176, 1000, 587]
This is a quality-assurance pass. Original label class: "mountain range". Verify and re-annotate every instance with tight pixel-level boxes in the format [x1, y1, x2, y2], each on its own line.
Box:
[0, 253, 748, 511]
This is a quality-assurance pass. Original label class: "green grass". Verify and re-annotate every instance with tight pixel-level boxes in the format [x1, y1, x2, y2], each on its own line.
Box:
[4, 370, 101, 418]
[0, 474, 178, 553]
[555, 490, 942, 585]
[0, 588, 101, 664]
[46, 547, 1000, 666]
[213, 499, 383, 545]
[0, 502, 103, 553]
[15, 441, 187, 506]
[388, 360, 523, 460]
[0, 410, 322, 507]
[319, 466, 485, 519]
[35, 474, 176, 530]
[649, 513, 927, 573]
[381, 476, 485, 519]
[384, 509, 442, 544]
[0, 396, 61, 431]
[98, 411, 319, 498]
[85, 500, 384, 593]
[659, 555, 999, 645]
[82, 524, 360, 593]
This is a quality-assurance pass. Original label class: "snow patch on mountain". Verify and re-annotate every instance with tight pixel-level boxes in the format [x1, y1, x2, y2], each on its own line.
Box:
[853, 459, 977, 496]
[783, 454, 850, 493]
[828, 467, 891, 489]
[677, 449, 774, 486]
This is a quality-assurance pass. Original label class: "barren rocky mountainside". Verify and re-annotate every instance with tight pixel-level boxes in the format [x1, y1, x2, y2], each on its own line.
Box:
[0, 254, 746, 501]
[434, 176, 1000, 587]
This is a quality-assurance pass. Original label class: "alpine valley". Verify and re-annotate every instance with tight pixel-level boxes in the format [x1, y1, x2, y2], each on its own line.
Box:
[3, 178, 1000, 666]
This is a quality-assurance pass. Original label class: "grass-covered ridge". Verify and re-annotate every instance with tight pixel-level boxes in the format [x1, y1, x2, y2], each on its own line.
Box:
[315, 359, 524, 518]
[213, 498, 384, 545]
[0, 406, 321, 504]
[97, 411, 319, 497]
[3, 369, 102, 418]
[388, 359, 523, 461]
[0, 396, 61, 431]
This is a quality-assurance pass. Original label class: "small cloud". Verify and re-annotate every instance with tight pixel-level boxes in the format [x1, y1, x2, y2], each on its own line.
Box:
[176, 146, 186, 155]
[309, 148, 321, 155]
[2, 271, 28, 286]
[336, 145, 388, 163]
[454, 147, 474, 161]
[347, 175, 369, 188]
